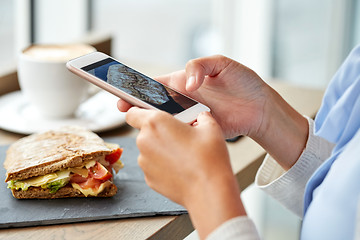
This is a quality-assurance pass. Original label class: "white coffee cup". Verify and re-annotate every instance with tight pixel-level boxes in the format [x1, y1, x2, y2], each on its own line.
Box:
[18, 44, 96, 119]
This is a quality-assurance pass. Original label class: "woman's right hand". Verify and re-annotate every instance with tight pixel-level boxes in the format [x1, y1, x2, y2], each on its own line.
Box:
[118, 55, 309, 169]
[119, 55, 270, 139]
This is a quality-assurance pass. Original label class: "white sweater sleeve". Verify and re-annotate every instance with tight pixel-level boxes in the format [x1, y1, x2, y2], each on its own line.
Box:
[206, 216, 261, 240]
[255, 117, 335, 217]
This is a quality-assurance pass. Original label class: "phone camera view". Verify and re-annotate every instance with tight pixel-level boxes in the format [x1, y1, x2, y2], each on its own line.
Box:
[82, 58, 197, 114]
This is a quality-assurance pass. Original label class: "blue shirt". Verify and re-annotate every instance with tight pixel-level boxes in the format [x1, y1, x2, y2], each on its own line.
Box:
[301, 45, 360, 239]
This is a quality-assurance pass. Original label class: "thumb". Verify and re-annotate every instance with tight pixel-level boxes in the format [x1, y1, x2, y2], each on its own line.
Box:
[185, 55, 232, 92]
[185, 58, 207, 92]
[195, 111, 219, 129]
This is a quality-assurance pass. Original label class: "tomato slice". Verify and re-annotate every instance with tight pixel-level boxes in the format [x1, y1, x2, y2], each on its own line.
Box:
[78, 178, 103, 190]
[105, 148, 123, 164]
[70, 174, 88, 184]
[90, 162, 113, 181]
[70, 162, 112, 190]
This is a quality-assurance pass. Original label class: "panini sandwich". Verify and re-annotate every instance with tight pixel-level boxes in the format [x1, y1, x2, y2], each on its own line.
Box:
[4, 126, 123, 199]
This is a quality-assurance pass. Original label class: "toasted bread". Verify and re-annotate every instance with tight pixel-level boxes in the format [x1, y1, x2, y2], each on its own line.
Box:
[4, 126, 112, 182]
[4, 126, 123, 199]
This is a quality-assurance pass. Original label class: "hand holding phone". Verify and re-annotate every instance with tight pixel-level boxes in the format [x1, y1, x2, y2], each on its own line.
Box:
[66, 52, 209, 123]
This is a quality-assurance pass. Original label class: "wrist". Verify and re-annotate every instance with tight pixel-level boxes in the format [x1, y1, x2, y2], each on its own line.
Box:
[184, 170, 246, 239]
[251, 85, 309, 170]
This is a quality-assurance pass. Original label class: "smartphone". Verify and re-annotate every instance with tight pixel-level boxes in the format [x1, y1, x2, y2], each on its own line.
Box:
[66, 52, 210, 123]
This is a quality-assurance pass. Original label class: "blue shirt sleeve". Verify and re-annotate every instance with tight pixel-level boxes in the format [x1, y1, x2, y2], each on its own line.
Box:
[314, 44, 360, 148]
[302, 44, 360, 239]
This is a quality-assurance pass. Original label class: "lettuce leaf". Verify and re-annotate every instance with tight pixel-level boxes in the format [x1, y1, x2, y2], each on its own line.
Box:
[7, 178, 69, 193]
[42, 178, 69, 193]
[7, 180, 30, 191]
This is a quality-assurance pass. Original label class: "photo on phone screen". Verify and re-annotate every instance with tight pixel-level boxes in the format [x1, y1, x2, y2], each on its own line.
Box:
[81, 58, 197, 114]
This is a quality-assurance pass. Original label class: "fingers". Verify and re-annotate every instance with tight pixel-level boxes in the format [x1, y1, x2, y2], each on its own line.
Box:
[126, 107, 173, 130]
[117, 98, 133, 112]
[155, 70, 188, 94]
[185, 55, 232, 92]
[125, 107, 149, 129]
[195, 111, 219, 130]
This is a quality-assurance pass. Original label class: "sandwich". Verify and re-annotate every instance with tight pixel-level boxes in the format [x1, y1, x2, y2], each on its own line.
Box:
[4, 126, 124, 199]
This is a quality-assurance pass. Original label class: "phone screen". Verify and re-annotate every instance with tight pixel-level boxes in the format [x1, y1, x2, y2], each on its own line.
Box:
[81, 58, 197, 114]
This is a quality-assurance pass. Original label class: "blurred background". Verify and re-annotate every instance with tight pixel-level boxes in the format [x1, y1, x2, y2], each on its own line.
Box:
[1, 0, 360, 239]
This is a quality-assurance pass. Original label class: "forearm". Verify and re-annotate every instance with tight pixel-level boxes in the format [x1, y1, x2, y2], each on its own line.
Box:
[251, 84, 309, 170]
[185, 172, 246, 239]
[256, 117, 335, 217]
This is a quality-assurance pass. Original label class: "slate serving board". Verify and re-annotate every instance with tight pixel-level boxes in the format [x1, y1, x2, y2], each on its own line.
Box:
[0, 137, 186, 228]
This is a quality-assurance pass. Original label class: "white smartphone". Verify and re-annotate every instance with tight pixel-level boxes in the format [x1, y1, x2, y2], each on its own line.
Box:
[66, 52, 210, 123]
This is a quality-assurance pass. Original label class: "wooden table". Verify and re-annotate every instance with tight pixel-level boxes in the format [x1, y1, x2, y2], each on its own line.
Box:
[0, 82, 324, 240]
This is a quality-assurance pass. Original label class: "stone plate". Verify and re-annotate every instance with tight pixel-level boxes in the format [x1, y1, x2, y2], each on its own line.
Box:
[0, 137, 186, 228]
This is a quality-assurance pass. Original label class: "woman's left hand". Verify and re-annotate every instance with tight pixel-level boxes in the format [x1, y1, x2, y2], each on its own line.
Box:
[126, 108, 246, 239]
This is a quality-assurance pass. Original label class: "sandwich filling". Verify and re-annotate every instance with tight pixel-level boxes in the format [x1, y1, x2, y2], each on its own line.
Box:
[7, 148, 123, 197]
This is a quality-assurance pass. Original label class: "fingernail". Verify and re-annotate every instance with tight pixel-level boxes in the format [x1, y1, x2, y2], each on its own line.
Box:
[186, 75, 196, 90]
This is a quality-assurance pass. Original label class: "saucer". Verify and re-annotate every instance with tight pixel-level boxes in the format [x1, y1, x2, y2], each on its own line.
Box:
[0, 91, 127, 135]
